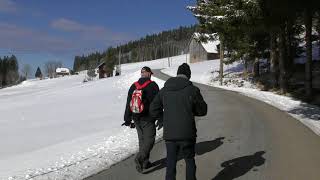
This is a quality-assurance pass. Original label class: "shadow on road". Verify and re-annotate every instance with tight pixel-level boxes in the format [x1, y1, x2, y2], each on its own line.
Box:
[288, 104, 320, 121]
[212, 151, 266, 180]
[143, 137, 225, 174]
[195, 137, 224, 155]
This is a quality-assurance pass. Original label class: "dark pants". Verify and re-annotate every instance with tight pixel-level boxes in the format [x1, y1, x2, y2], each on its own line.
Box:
[165, 140, 196, 180]
[134, 120, 156, 166]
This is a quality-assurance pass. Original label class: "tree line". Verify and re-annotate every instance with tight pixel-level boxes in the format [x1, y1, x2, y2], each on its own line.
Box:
[0, 54, 65, 88]
[190, 0, 320, 100]
[0, 55, 20, 88]
[73, 25, 197, 74]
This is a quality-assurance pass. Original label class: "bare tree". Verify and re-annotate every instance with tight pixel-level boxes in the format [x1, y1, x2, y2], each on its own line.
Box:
[21, 64, 32, 79]
[44, 61, 62, 78]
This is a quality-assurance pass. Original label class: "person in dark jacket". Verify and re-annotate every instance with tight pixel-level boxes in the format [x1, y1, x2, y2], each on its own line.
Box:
[150, 63, 207, 180]
[123, 66, 160, 173]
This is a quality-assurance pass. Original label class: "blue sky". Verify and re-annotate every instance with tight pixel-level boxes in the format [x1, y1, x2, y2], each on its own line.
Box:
[0, 0, 197, 73]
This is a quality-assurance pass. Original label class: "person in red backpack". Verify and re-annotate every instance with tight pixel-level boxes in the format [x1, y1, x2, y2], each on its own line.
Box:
[123, 66, 160, 173]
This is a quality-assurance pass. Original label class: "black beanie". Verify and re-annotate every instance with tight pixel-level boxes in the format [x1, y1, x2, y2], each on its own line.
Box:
[177, 63, 191, 79]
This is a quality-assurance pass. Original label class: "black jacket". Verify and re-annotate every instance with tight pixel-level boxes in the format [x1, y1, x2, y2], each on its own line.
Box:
[150, 76, 207, 140]
[124, 77, 159, 122]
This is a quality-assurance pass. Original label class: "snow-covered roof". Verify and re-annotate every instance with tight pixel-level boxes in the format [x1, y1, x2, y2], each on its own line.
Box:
[193, 33, 220, 54]
[201, 40, 220, 54]
[56, 68, 70, 73]
[96, 62, 105, 69]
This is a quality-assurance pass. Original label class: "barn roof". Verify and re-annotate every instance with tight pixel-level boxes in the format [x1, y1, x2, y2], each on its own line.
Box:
[193, 33, 220, 54]
[96, 62, 105, 69]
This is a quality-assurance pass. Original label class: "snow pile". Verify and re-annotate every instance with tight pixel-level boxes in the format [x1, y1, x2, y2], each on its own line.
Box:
[162, 60, 255, 89]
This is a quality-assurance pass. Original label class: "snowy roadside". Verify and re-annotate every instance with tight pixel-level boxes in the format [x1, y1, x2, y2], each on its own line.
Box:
[20, 128, 164, 180]
[162, 60, 320, 136]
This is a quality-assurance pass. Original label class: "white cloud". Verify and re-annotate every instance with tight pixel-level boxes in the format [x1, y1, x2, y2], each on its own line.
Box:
[0, 22, 73, 53]
[51, 18, 90, 32]
[51, 18, 133, 43]
[0, 21, 134, 55]
[51, 18, 106, 34]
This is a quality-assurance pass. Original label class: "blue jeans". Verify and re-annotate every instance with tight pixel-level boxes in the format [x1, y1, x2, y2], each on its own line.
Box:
[165, 140, 196, 180]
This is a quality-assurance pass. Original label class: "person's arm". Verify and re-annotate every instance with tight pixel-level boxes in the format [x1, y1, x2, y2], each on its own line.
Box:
[147, 82, 159, 103]
[150, 91, 164, 129]
[144, 81, 159, 114]
[193, 87, 207, 116]
[149, 91, 163, 121]
[152, 82, 160, 97]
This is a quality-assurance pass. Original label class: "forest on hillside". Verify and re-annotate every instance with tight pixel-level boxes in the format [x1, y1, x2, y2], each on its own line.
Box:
[73, 25, 197, 73]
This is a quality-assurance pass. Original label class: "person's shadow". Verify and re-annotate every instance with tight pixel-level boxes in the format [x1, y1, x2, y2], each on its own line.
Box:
[143, 137, 225, 174]
[212, 151, 266, 180]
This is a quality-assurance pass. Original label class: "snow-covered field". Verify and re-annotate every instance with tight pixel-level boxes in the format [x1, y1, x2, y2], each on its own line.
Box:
[1, 53, 320, 180]
[0, 55, 185, 180]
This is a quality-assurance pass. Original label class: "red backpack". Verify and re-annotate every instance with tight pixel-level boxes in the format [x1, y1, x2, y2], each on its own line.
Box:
[130, 80, 153, 113]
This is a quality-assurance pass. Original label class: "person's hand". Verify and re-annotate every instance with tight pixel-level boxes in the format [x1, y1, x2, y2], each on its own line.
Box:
[155, 120, 163, 130]
[130, 122, 135, 128]
[122, 121, 135, 129]
[122, 121, 131, 127]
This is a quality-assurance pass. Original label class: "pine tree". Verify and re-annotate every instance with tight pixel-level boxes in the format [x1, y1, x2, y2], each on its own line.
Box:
[35, 67, 43, 79]
[190, 0, 269, 79]
[7, 55, 19, 84]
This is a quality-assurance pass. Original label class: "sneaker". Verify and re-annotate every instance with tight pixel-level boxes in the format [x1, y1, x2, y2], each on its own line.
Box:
[135, 158, 143, 173]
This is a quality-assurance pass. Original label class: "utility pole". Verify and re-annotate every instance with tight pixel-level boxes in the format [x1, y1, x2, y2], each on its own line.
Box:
[185, 43, 189, 63]
[167, 37, 170, 67]
[186, 53, 188, 63]
[118, 47, 121, 75]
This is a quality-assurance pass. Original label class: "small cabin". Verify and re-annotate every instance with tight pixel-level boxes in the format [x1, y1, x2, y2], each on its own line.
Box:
[96, 62, 107, 79]
[189, 33, 220, 63]
[56, 68, 70, 77]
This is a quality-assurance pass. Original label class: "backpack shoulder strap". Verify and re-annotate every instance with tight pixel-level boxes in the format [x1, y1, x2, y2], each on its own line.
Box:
[134, 80, 153, 90]
[134, 81, 142, 90]
[140, 80, 153, 89]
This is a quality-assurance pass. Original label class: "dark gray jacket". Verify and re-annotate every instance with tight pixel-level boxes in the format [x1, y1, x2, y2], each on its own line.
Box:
[150, 75, 207, 140]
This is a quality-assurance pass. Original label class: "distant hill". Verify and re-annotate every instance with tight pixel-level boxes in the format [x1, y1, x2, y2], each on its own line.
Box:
[73, 25, 197, 73]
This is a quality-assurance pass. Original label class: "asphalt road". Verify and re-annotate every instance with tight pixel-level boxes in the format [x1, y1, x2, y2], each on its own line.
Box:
[85, 70, 320, 180]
